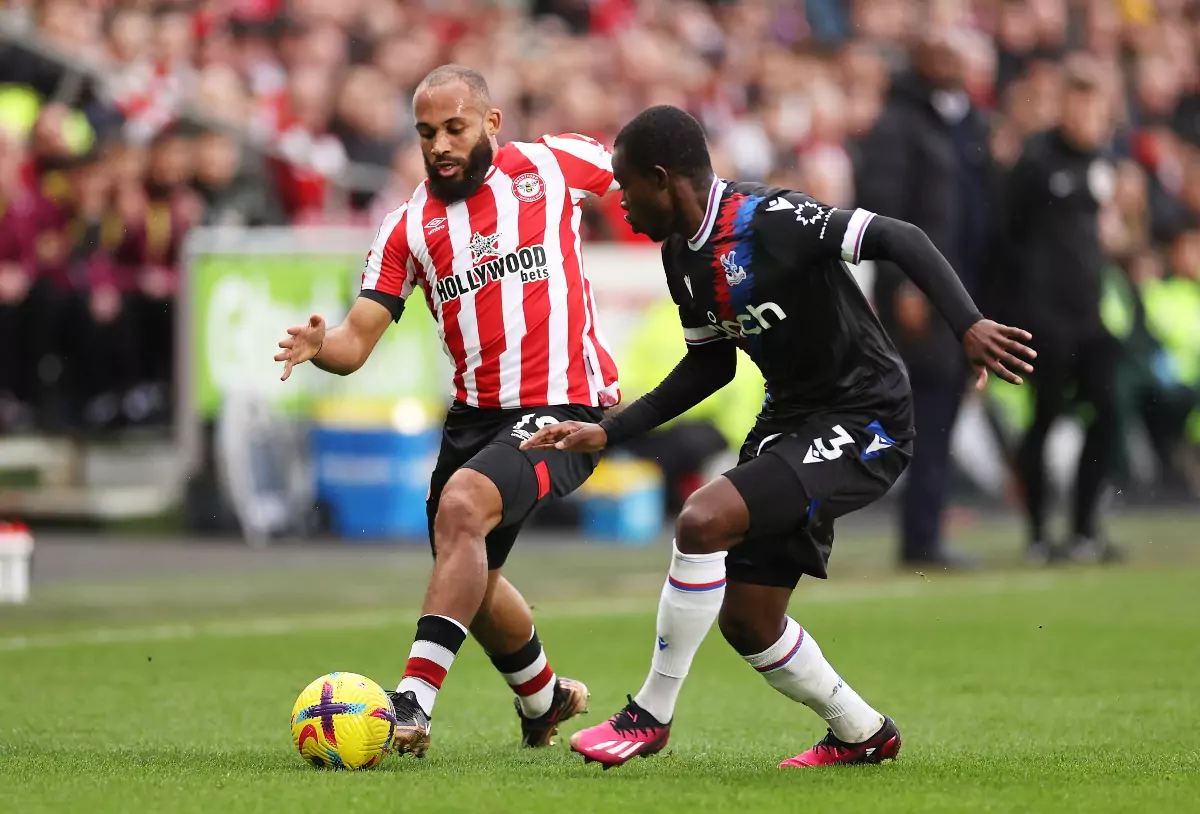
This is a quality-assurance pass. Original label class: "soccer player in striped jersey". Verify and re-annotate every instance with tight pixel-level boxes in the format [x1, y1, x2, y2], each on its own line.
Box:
[274, 65, 621, 757]
[521, 105, 1036, 769]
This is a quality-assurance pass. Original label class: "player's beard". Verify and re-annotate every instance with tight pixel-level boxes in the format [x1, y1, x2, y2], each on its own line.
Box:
[425, 135, 495, 204]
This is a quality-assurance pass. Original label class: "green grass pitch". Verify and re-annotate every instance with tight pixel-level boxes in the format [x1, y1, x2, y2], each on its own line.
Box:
[2, 513, 1199, 813]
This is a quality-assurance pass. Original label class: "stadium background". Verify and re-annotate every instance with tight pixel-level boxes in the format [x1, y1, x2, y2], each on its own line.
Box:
[1, 1, 1198, 811]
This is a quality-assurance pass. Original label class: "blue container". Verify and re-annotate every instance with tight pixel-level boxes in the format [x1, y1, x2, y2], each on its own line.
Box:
[577, 458, 665, 546]
[310, 426, 439, 540]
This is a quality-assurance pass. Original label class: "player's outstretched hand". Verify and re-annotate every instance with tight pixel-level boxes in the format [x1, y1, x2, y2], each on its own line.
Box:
[963, 319, 1036, 390]
[519, 421, 608, 452]
[274, 314, 326, 381]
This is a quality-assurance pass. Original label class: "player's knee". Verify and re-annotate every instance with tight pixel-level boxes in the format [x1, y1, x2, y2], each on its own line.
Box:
[675, 499, 736, 555]
[434, 471, 500, 548]
[717, 605, 783, 656]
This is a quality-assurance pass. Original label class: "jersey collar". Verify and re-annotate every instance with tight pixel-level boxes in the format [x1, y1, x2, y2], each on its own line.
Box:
[687, 177, 727, 251]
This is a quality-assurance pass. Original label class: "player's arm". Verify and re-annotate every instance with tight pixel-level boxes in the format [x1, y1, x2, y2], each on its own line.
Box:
[520, 249, 736, 453]
[539, 133, 620, 201]
[860, 216, 1036, 386]
[598, 339, 737, 445]
[759, 194, 1035, 387]
[519, 340, 737, 452]
[275, 206, 415, 380]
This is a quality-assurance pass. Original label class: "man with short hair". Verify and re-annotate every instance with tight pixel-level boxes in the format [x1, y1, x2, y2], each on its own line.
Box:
[522, 105, 1035, 769]
[275, 65, 621, 757]
[1009, 57, 1124, 563]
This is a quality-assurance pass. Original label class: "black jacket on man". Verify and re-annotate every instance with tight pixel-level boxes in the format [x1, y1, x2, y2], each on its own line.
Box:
[1006, 128, 1115, 343]
[856, 72, 993, 384]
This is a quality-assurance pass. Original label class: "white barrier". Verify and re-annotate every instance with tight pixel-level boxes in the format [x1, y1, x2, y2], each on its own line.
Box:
[0, 522, 33, 604]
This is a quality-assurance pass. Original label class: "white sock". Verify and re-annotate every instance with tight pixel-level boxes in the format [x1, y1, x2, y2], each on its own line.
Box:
[396, 614, 469, 718]
[396, 675, 438, 719]
[744, 616, 884, 743]
[633, 541, 726, 723]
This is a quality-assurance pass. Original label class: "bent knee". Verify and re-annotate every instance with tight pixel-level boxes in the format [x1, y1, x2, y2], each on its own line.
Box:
[435, 470, 502, 539]
[675, 498, 740, 555]
[717, 605, 784, 657]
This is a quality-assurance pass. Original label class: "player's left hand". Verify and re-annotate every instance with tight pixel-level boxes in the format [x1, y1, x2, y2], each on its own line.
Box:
[963, 319, 1036, 390]
[519, 421, 608, 452]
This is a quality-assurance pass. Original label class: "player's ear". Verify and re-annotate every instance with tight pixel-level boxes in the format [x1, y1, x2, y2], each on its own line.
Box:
[485, 108, 502, 138]
[652, 165, 670, 190]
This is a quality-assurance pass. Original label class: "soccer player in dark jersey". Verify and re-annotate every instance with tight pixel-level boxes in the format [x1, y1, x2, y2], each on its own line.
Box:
[520, 105, 1036, 769]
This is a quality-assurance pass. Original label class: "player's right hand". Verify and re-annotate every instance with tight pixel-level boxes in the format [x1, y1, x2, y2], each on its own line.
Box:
[519, 421, 608, 453]
[275, 314, 326, 381]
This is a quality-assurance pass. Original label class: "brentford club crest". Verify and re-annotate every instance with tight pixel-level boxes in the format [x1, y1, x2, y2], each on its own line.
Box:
[512, 172, 545, 203]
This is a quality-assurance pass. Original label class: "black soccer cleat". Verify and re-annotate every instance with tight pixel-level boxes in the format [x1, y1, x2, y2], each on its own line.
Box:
[515, 676, 590, 747]
[385, 690, 432, 758]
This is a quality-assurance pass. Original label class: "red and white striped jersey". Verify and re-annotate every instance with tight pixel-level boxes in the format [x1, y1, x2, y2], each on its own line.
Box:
[360, 133, 621, 410]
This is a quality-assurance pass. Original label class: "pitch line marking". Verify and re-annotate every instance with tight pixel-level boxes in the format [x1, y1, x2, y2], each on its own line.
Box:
[0, 572, 1062, 652]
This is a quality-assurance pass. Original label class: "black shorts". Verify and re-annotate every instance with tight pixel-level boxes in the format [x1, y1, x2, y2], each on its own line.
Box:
[426, 401, 603, 569]
[723, 410, 913, 589]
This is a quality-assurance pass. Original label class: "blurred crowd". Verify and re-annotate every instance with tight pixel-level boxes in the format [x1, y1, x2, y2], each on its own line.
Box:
[0, 0, 1198, 512]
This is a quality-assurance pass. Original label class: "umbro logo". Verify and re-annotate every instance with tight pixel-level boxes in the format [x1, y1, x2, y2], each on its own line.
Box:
[424, 217, 447, 233]
[766, 197, 794, 212]
[657, 637, 668, 650]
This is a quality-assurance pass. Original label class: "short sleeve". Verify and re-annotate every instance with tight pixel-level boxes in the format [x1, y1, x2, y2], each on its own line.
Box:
[662, 241, 726, 348]
[755, 191, 878, 266]
[358, 204, 415, 322]
[540, 133, 618, 201]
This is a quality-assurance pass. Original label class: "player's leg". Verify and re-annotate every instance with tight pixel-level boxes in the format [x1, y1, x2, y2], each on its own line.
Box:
[391, 405, 601, 755]
[725, 425, 908, 767]
[569, 471, 747, 767]
[718, 578, 899, 768]
[471, 567, 589, 746]
[459, 406, 603, 744]
[389, 466, 502, 756]
[572, 415, 910, 768]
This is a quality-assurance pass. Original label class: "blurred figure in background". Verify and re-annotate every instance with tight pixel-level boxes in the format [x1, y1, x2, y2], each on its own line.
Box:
[0, 128, 39, 432]
[1139, 224, 1200, 492]
[1008, 57, 1124, 564]
[857, 29, 992, 569]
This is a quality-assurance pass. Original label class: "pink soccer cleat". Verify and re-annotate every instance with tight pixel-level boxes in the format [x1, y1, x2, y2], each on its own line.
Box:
[779, 717, 902, 768]
[569, 695, 671, 769]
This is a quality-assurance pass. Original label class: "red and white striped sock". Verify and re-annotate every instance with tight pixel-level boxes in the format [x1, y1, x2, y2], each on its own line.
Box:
[490, 628, 556, 718]
[396, 614, 469, 717]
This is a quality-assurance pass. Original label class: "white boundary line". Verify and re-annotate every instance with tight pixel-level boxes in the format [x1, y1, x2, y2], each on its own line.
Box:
[0, 571, 1065, 653]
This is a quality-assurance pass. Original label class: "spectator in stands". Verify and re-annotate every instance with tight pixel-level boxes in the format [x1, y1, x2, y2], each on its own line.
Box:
[0, 129, 39, 432]
[193, 130, 285, 228]
[1139, 224, 1200, 491]
[856, 28, 992, 569]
